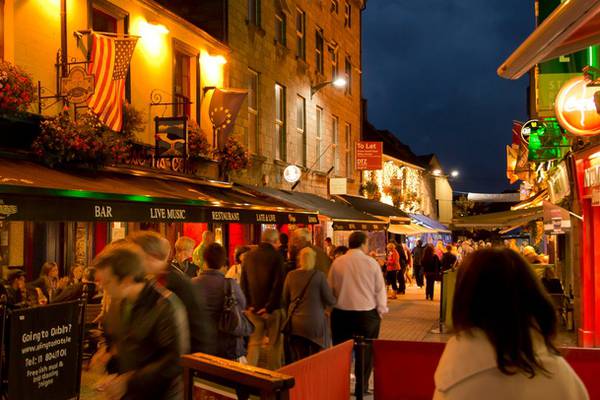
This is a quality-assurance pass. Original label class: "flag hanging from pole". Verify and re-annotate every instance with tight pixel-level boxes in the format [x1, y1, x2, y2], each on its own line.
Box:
[87, 33, 138, 132]
[201, 88, 247, 149]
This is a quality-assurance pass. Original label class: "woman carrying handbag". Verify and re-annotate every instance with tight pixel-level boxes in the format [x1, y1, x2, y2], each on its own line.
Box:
[281, 247, 336, 364]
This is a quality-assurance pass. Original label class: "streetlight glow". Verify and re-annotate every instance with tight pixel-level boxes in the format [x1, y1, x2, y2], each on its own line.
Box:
[333, 77, 347, 88]
[451, 170, 460, 178]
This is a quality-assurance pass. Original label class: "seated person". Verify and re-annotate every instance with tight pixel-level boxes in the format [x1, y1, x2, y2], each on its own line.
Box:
[3, 270, 27, 308]
[52, 268, 98, 303]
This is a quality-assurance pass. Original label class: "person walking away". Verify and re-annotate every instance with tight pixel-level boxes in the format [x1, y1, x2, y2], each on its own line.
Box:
[412, 240, 425, 288]
[433, 248, 588, 400]
[289, 228, 331, 276]
[385, 243, 400, 299]
[194, 243, 248, 361]
[422, 244, 440, 300]
[93, 242, 190, 400]
[241, 229, 286, 369]
[395, 241, 409, 294]
[328, 231, 388, 396]
[128, 230, 215, 355]
[282, 247, 336, 363]
[440, 245, 457, 273]
[192, 231, 215, 272]
[225, 245, 251, 284]
[171, 236, 199, 278]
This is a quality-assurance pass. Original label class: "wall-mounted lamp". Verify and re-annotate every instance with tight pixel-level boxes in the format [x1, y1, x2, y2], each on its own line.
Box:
[311, 77, 347, 98]
[432, 169, 442, 176]
[200, 52, 227, 88]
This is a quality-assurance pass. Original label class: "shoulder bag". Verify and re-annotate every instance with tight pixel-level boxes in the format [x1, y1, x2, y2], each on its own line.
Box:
[281, 270, 317, 335]
[219, 278, 254, 337]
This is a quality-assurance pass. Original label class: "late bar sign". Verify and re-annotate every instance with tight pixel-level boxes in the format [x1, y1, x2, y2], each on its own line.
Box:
[355, 141, 383, 170]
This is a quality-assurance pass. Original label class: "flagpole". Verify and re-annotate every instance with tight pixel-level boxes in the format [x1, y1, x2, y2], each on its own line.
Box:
[74, 30, 141, 39]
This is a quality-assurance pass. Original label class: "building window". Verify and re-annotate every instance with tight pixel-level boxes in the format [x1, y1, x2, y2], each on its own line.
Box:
[332, 115, 339, 174]
[345, 56, 352, 95]
[248, 0, 261, 26]
[173, 50, 191, 117]
[345, 122, 352, 177]
[331, 0, 339, 14]
[275, 13, 286, 46]
[329, 44, 338, 80]
[296, 9, 306, 60]
[315, 28, 324, 75]
[248, 69, 259, 153]
[296, 95, 307, 167]
[344, 1, 352, 28]
[316, 106, 323, 171]
[275, 83, 286, 161]
[92, 7, 118, 33]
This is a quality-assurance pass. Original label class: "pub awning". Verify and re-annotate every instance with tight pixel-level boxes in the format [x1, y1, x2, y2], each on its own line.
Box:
[452, 207, 543, 229]
[408, 213, 451, 233]
[498, 0, 600, 79]
[388, 223, 437, 236]
[336, 195, 411, 223]
[239, 185, 387, 231]
[0, 158, 318, 224]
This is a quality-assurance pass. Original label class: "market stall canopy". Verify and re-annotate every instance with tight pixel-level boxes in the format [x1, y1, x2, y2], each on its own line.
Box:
[337, 195, 411, 223]
[498, 0, 600, 79]
[388, 223, 437, 236]
[0, 158, 317, 224]
[408, 213, 451, 233]
[239, 185, 387, 231]
[452, 207, 543, 229]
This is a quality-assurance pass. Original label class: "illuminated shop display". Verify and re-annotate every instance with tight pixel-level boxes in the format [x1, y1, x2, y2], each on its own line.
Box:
[362, 160, 422, 213]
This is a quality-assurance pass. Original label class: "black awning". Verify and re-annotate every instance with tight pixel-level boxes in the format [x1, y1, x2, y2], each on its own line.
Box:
[338, 195, 411, 222]
[0, 159, 317, 224]
[239, 185, 387, 230]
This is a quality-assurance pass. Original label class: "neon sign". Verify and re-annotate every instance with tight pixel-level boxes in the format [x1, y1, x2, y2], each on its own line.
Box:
[555, 76, 600, 136]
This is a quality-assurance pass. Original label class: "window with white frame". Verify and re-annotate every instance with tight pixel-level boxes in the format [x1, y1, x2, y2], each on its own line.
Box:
[344, 1, 351, 28]
[331, 0, 339, 14]
[332, 115, 339, 174]
[315, 28, 324, 74]
[275, 83, 286, 161]
[275, 13, 286, 45]
[247, 69, 259, 153]
[345, 122, 352, 177]
[345, 56, 352, 95]
[296, 9, 306, 60]
[316, 106, 323, 171]
[297, 95, 307, 167]
[248, 0, 261, 26]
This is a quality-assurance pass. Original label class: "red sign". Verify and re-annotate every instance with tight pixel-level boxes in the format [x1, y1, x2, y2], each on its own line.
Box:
[355, 141, 383, 170]
[555, 76, 600, 137]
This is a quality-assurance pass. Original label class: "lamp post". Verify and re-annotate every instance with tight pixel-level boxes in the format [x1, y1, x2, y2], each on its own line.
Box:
[310, 77, 347, 98]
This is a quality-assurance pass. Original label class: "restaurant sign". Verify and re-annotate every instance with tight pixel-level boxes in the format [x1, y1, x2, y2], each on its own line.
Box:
[555, 76, 600, 136]
[355, 142, 383, 170]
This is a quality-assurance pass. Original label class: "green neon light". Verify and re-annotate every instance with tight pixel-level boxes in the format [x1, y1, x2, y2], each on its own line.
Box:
[588, 46, 598, 68]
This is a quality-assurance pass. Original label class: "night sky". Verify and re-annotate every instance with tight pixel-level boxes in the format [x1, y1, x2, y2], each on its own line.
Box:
[362, 1, 535, 193]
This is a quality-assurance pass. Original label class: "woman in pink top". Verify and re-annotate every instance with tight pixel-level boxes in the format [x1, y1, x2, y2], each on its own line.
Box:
[385, 243, 400, 299]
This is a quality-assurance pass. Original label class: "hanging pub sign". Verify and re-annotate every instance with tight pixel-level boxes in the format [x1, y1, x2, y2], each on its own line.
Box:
[355, 141, 383, 170]
[555, 76, 600, 136]
[548, 161, 571, 204]
[520, 119, 542, 143]
[60, 66, 95, 104]
[155, 117, 187, 158]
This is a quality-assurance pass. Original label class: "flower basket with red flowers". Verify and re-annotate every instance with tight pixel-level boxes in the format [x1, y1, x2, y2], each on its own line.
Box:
[214, 136, 250, 172]
[0, 60, 36, 114]
[187, 120, 213, 160]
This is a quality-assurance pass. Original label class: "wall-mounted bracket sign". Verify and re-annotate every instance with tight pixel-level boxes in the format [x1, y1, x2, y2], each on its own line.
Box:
[60, 66, 95, 104]
[355, 141, 383, 170]
[155, 117, 187, 158]
[555, 76, 600, 136]
[283, 165, 302, 183]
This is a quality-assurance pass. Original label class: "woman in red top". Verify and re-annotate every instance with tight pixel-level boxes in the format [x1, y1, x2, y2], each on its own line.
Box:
[386, 243, 401, 299]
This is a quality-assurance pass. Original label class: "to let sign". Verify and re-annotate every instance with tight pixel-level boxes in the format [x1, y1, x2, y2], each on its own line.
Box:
[355, 141, 383, 170]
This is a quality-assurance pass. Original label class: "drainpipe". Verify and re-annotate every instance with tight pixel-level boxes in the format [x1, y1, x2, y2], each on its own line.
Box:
[61, 0, 68, 77]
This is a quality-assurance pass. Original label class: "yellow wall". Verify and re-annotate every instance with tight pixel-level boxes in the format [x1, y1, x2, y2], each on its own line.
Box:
[5, 0, 228, 144]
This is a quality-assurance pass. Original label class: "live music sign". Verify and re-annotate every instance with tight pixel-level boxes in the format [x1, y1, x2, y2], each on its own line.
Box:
[355, 141, 383, 170]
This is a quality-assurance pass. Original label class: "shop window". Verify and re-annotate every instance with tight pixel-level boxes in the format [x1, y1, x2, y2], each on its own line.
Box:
[248, 68, 259, 153]
[248, 0, 261, 27]
[332, 115, 339, 174]
[316, 106, 323, 171]
[344, 1, 352, 29]
[296, 9, 306, 60]
[315, 28, 324, 74]
[275, 83, 286, 161]
[296, 95, 307, 167]
[345, 122, 352, 177]
[173, 49, 192, 117]
[275, 13, 286, 46]
[92, 7, 117, 33]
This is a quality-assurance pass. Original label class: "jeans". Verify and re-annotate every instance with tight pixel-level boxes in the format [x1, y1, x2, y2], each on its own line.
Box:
[246, 309, 284, 370]
[414, 265, 424, 287]
[425, 274, 435, 300]
[385, 270, 398, 293]
[397, 267, 406, 294]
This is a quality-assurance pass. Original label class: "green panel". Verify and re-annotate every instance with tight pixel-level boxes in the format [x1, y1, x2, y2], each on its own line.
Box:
[442, 269, 458, 331]
[527, 118, 570, 161]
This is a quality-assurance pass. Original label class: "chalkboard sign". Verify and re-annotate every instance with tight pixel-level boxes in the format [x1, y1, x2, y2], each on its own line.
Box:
[8, 301, 83, 400]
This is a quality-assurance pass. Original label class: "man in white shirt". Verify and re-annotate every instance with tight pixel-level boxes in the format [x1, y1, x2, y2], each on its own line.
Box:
[328, 231, 388, 395]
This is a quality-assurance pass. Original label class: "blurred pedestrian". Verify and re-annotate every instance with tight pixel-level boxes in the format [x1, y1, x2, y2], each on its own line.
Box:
[324, 237, 335, 260]
[282, 247, 336, 363]
[279, 233, 290, 262]
[441, 245, 457, 272]
[422, 244, 440, 300]
[241, 229, 285, 369]
[289, 228, 331, 276]
[435, 240, 445, 260]
[433, 248, 588, 400]
[385, 243, 400, 299]
[93, 242, 189, 400]
[192, 231, 215, 272]
[412, 240, 425, 288]
[328, 231, 388, 396]
[225, 245, 251, 283]
[194, 243, 248, 361]
[332, 246, 348, 259]
[171, 236, 199, 278]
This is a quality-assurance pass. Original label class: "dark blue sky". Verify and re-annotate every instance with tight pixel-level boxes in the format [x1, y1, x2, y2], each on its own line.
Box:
[362, 1, 534, 193]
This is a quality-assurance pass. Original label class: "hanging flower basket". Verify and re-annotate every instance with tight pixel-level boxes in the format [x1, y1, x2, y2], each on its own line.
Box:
[187, 120, 213, 160]
[214, 136, 250, 172]
[0, 60, 36, 114]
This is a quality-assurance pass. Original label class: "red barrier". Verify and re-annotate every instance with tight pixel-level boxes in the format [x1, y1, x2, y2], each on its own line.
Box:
[373, 340, 600, 400]
[278, 340, 354, 400]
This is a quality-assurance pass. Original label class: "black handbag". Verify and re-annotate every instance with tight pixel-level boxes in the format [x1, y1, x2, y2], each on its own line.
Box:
[218, 278, 254, 337]
[281, 271, 317, 335]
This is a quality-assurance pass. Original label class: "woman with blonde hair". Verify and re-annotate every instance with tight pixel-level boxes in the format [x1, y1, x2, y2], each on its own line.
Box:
[282, 247, 336, 363]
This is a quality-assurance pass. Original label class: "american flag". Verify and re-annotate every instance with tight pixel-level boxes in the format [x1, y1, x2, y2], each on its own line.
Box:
[87, 33, 138, 132]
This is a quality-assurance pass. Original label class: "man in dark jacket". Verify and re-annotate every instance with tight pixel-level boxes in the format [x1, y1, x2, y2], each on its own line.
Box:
[128, 231, 216, 355]
[412, 240, 425, 288]
[94, 242, 189, 400]
[241, 228, 285, 369]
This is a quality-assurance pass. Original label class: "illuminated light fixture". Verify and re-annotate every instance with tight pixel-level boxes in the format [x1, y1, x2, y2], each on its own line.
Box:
[311, 77, 348, 97]
[432, 169, 442, 176]
[284, 165, 302, 183]
[589, 151, 600, 160]
[138, 20, 169, 57]
[141, 20, 169, 35]
[451, 170, 460, 178]
[201, 52, 227, 87]
[201, 53, 227, 66]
